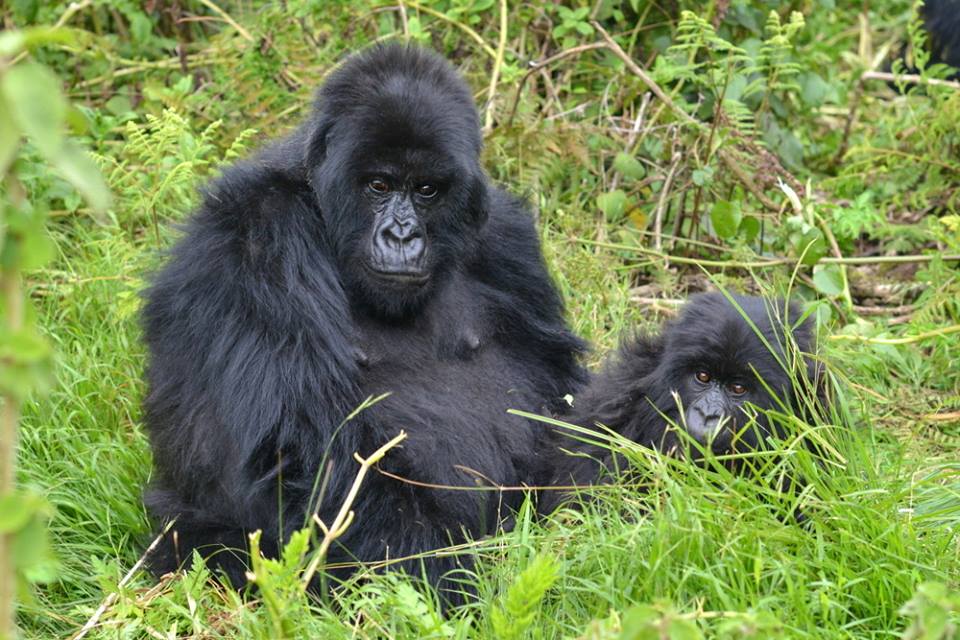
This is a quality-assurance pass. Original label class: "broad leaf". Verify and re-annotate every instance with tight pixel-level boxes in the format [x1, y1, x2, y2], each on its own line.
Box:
[50, 141, 111, 214]
[739, 215, 761, 243]
[813, 264, 845, 296]
[710, 200, 742, 239]
[0, 61, 67, 158]
[598, 189, 629, 222]
[613, 152, 646, 180]
[0, 95, 19, 175]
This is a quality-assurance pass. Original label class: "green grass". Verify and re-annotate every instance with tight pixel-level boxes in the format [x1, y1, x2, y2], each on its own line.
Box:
[7, 0, 960, 637]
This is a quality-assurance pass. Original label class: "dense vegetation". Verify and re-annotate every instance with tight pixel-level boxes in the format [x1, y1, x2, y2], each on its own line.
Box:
[1, 1, 958, 637]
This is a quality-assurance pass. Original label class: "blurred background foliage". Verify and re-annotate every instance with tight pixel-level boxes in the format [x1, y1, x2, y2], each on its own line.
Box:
[2, 0, 959, 638]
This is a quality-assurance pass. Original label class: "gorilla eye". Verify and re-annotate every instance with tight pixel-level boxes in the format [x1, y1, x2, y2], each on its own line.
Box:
[728, 383, 747, 396]
[695, 371, 712, 384]
[416, 183, 438, 198]
[368, 178, 390, 194]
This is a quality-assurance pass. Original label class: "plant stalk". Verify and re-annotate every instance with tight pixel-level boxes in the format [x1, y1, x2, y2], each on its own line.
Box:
[0, 269, 23, 640]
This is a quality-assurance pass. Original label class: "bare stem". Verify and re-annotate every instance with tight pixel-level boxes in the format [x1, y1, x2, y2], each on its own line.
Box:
[300, 431, 408, 589]
[861, 70, 960, 90]
[483, 0, 509, 132]
[0, 270, 23, 640]
[196, 0, 255, 43]
[653, 148, 682, 254]
[829, 324, 960, 345]
[576, 238, 960, 268]
[402, 2, 496, 58]
[69, 522, 175, 640]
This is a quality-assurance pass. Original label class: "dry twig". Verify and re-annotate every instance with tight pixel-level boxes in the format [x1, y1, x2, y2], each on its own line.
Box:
[300, 431, 408, 589]
[70, 522, 175, 640]
[861, 70, 960, 90]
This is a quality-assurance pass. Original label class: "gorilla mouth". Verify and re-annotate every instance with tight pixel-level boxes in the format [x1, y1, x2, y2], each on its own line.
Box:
[366, 264, 431, 285]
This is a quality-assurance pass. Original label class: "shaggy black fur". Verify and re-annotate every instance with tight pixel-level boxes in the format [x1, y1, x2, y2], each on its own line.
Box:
[141, 44, 586, 600]
[890, 0, 960, 81]
[922, 0, 960, 74]
[539, 293, 821, 513]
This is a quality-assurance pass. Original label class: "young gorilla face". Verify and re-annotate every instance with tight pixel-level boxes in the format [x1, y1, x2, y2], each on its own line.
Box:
[538, 293, 824, 515]
[306, 47, 488, 317]
[648, 294, 815, 454]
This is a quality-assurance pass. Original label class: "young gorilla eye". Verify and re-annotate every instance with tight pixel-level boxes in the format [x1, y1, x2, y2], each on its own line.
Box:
[369, 178, 389, 194]
[728, 382, 747, 396]
[695, 371, 712, 384]
[416, 183, 438, 198]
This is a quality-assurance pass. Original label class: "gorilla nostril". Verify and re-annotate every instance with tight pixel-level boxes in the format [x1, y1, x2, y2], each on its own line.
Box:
[381, 222, 422, 246]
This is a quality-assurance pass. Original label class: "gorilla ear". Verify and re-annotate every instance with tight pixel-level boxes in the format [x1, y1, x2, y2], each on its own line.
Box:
[304, 115, 333, 172]
[467, 173, 489, 226]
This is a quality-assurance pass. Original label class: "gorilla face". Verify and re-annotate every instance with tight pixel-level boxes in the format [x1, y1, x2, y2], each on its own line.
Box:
[306, 46, 488, 318]
[669, 344, 793, 453]
[681, 369, 760, 448]
[539, 293, 824, 515]
[643, 294, 815, 454]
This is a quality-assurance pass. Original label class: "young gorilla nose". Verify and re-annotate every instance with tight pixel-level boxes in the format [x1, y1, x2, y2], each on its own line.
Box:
[684, 370, 744, 447]
[685, 390, 727, 443]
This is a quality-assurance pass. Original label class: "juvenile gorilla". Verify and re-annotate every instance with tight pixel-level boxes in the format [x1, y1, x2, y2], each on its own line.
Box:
[142, 44, 585, 597]
[922, 0, 960, 74]
[540, 293, 822, 512]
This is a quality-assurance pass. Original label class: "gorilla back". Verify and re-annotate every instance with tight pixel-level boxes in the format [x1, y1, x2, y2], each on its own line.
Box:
[141, 44, 585, 598]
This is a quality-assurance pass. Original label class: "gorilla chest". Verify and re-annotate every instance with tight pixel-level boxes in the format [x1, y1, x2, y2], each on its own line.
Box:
[352, 321, 546, 483]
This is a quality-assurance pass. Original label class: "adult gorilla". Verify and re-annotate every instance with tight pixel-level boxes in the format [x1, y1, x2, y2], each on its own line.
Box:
[142, 44, 585, 598]
[540, 293, 824, 513]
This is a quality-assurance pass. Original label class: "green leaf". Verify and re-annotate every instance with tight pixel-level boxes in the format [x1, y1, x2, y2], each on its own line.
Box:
[575, 21, 595, 35]
[0, 327, 52, 364]
[613, 152, 646, 180]
[0, 325, 54, 398]
[900, 581, 960, 640]
[691, 166, 713, 186]
[739, 215, 761, 243]
[105, 95, 133, 117]
[0, 95, 20, 175]
[796, 228, 827, 265]
[0, 493, 34, 533]
[129, 12, 153, 44]
[491, 555, 560, 640]
[0, 61, 67, 159]
[620, 603, 704, 640]
[50, 140, 111, 214]
[710, 200, 742, 239]
[12, 512, 56, 581]
[0, 32, 26, 57]
[598, 189, 629, 222]
[800, 72, 830, 107]
[668, 619, 703, 640]
[0, 26, 74, 56]
[16, 227, 55, 271]
[813, 264, 844, 297]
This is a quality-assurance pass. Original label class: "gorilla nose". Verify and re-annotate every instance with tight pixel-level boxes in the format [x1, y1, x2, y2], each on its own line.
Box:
[374, 219, 426, 269]
[687, 407, 724, 442]
[381, 219, 420, 243]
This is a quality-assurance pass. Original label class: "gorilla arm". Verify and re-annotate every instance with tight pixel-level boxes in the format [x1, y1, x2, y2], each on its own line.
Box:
[537, 333, 665, 513]
[142, 157, 364, 582]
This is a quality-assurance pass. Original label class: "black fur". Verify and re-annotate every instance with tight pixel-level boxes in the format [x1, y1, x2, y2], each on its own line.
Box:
[141, 44, 586, 600]
[539, 293, 822, 513]
[890, 0, 960, 81]
[922, 0, 960, 74]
